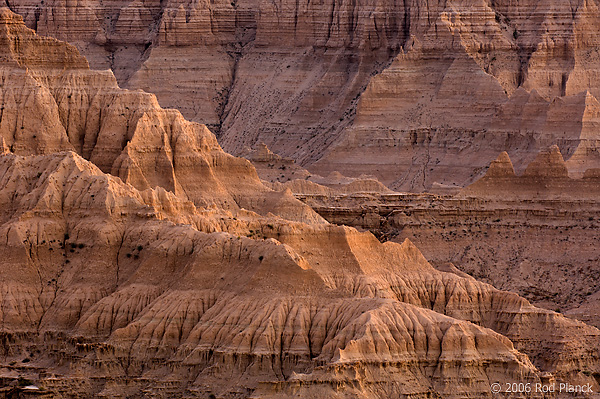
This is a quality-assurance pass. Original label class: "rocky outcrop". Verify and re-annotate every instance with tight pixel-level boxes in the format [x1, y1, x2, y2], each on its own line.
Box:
[523, 145, 570, 178]
[6, 1, 600, 190]
[269, 177, 395, 196]
[242, 142, 312, 183]
[299, 150, 600, 329]
[2, 150, 600, 398]
[0, 8, 323, 224]
[246, 143, 395, 194]
[484, 151, 517, 178]
[1, 8, 600, 397]
[461, 146, 600, 199]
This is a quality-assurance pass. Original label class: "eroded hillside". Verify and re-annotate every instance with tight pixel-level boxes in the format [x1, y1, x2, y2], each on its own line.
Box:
[298, 147, 600, 332]
[6, 0, 600, 190]
[0, 8, 599, 398]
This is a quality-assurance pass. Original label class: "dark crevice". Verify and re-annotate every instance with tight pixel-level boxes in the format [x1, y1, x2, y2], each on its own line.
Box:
[213, 10, 258, 137]
[115, 233, 125, 289]
[517, 52, 533, 88]
[32, 7, 40, 31]
[297, 3, 413, 166]
[402, 0, 410, 43]
[561, 73, 568, 97]
[214, 52, 240, 138]
[325, 0, 336, 43]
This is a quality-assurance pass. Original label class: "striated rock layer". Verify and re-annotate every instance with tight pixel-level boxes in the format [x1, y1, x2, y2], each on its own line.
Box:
[0, 8, 599, 398]
[6, 1, 600, 189]
[2, 150, 600, 398]
[299, 148, 600, 332]
[312, 0, 600, 190]
[0, 7, 322, 225]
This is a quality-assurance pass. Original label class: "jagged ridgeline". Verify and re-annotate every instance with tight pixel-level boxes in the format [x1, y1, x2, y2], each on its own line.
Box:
[5, 0, 600, 192]
[295, 146, 600, 343]
[0, 7, 599, 398]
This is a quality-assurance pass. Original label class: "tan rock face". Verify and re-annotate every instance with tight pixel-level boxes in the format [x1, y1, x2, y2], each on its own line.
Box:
[7, 0, 600, 189]
[0, 8, 324, 224]
[1, 8, 600, 397]
[1, 0, 242, 128]
[0, 8, 88, 70]
[2, 150, 600, 397]
[302, 148, 600, 332]
[485, 151, 517, 178]
[461, 146, 600, 199]
[523, 145, 569, 178]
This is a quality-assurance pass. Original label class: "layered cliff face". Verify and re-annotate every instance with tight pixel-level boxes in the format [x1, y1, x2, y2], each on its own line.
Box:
[0, 0, 243, 130]
[6, 0, 600, 190]
[300, 147, 600, 331]
[1, 0, 411, 148]
[460, 145, 600, 199]
[0, 8, 323, 224]
[1, 7, 600, 397]
[312, 0, 600, 190]
[3, 150, 600, 398]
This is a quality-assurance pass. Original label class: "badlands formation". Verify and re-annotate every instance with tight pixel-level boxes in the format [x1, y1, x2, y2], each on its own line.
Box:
[6, 0, 600, 189]
[1, 6, 600, 399]
[300, 147, 600, 331]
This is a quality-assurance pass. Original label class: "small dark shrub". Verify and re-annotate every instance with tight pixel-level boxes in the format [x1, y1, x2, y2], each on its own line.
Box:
[17, 376, 33, 386]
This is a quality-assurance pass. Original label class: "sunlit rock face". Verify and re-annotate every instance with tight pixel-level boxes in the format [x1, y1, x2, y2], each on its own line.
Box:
[1, 7, 600, 397]
[7, 0, 600, 191]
